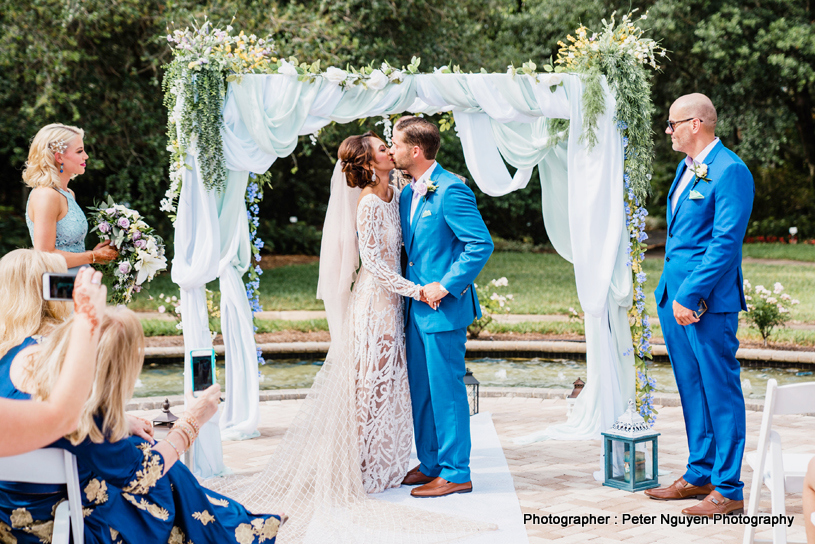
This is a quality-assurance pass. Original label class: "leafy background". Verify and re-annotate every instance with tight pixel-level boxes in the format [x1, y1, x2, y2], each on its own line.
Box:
[1, 0, 812, 255]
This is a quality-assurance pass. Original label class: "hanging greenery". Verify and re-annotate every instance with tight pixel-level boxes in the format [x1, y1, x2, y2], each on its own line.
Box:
[542, 10, 665, 424]
[161, 14, 664, 422]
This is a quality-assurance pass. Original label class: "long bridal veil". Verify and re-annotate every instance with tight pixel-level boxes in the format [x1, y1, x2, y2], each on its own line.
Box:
[204, 160, 494, 543]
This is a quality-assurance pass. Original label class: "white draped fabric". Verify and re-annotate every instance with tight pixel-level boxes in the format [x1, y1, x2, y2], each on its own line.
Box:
[173, 72, 636, 471]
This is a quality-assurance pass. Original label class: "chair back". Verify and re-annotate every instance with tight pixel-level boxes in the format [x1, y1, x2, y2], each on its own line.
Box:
[0, 448, 84, 543]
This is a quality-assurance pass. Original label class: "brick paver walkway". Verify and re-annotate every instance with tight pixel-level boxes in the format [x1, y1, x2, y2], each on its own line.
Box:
[131, 396, 811, 543]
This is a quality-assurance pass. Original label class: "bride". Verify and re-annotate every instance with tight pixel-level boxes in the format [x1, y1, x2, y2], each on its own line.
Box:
[208, 132, 489, 543]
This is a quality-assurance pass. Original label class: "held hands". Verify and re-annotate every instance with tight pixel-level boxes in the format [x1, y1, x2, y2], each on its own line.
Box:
[423, 282, 448, 305]
[673, 300, 700, 326]
[92, 240, 119, 264]
[418, 286, 439, 310]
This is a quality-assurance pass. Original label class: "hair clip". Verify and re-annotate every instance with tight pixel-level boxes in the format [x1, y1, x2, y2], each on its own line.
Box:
[48, 139, 68, 154]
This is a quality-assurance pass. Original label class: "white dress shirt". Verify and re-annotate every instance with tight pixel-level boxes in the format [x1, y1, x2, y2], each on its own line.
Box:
[671, 137, 719, 213]
[410, 161, 437, 224]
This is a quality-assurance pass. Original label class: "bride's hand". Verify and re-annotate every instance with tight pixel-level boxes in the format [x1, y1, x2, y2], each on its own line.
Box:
[418, 286, 438, 310]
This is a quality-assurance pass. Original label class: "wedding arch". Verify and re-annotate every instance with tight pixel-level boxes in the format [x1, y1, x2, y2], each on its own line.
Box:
[162, 13, 661, 477]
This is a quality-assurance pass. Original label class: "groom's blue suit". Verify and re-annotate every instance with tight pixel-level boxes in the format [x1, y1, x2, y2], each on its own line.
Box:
[400, 163, 493, 484]
[655, 140, 753, 501]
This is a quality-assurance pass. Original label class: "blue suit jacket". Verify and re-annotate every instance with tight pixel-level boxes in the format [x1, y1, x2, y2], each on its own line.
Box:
[655, 141, 754, 313]
[400, 164, 494, 333]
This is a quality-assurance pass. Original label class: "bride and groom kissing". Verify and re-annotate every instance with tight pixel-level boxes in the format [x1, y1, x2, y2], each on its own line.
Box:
[215, 115, 494, 542]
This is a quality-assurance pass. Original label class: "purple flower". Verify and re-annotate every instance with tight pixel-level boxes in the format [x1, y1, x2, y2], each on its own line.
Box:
[117, 217, 130, 229]
[414, 182, 428, 197]
[118, 262, 132, 275]
[99, 221, 111, 234]
[132, 230, 141, 240]
[133, 285, 141, 293]
[134, 239, 146, 249]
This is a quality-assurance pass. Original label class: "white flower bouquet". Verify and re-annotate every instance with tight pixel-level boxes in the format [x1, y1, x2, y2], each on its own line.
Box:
[89, 196, 168, 304]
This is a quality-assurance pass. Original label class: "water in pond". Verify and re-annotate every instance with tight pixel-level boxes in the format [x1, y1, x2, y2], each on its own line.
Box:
[135, 357, 815, 399]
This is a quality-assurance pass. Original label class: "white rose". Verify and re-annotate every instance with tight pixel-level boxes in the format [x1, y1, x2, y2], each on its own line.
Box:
[324, 66, 347, 85]
[278, 60, 298, 76]
[388, 69, 404, 82]
[367, 69, 388, 90]
[540, 74, 563, 86]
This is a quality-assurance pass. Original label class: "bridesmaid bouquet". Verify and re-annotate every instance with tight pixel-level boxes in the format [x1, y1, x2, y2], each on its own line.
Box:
[89, 196, 168, 304]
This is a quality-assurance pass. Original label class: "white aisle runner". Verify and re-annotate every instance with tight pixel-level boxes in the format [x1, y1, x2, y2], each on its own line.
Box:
[376, 412, 529, 544]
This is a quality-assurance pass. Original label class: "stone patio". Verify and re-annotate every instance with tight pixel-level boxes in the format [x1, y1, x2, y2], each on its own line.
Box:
[130, 395, 812, 543]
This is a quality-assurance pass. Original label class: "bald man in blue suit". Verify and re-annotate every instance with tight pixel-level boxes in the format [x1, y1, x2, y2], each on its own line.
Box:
[645, 94, 754, 517]
[389, 116, 493, 498]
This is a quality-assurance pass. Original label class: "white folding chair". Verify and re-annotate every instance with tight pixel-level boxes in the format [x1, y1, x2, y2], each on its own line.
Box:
[744, 379, 815, 544]
[0, 448, 84, 544]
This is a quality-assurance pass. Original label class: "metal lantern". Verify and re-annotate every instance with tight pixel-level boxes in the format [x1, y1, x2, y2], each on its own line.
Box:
[152, 398, 178, 429]
[568, 378, 585, 398]
[463, 368, 480, 416]
[601, 399, 660, 493]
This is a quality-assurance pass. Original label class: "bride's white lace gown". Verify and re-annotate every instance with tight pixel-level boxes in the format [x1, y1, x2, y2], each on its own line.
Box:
[351, 191, 419, 493]
[205, 187, 491, 543]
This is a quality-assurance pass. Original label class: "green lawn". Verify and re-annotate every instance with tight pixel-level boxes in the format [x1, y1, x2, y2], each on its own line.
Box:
[742, 243, 815, 262]
[131, 245, 815, 326]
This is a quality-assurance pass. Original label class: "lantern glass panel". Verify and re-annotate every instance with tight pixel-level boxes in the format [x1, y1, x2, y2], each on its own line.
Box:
[635, 442, 654, 483]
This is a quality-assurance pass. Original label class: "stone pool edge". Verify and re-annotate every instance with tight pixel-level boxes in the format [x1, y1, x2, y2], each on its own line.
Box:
[127, 386, 771, 413]
[144, 340, 815, 367]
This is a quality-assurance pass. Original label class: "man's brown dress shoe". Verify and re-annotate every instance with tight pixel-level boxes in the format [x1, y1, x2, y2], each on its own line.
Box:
[681, 490, 744, 517]
[644, 477, 715, 500]
[411, 477, 473, 498]
[402, 465, 434, 486]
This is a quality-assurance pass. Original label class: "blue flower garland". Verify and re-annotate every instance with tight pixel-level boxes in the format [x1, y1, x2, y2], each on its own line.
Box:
[245, 171, 273, 366]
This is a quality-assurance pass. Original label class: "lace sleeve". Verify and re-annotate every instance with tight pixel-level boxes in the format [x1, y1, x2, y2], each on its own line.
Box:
[357, 197, 421, 300]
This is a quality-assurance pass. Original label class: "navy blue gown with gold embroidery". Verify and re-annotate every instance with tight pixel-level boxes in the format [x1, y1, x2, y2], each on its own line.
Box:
[0, 338, 281, 544]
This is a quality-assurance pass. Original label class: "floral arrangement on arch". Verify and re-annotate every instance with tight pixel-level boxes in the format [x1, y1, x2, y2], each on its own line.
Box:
[89, 196, 168, 305]
[743, 280, 799, 346]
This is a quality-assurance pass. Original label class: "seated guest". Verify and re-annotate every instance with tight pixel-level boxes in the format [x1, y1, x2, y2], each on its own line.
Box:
[0, 308, 283, 544]
[0, 253, 103, 457]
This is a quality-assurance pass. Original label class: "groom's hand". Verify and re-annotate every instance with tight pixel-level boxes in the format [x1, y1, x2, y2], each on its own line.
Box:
[418, 286, 439, 310]
[673, 300, 700, 326]
[424, 282, 448, 305]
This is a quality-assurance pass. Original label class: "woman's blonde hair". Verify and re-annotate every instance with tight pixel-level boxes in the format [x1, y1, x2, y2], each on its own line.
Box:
[22, 123, 84, 190]
[30, 308, 145, 445]
[0, 249, 71, 359]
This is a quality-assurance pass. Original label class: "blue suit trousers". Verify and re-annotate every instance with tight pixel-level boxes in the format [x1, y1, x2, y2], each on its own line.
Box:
[405, 315, 471, 484]
[657, 302, 746, 500]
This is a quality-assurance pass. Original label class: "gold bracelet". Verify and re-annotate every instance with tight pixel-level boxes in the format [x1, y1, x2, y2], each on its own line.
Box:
[164, 434, 185, 458]
[89, 251, 96, 264]
[174, 420, 197, 446]
[177, 414, 201, 435]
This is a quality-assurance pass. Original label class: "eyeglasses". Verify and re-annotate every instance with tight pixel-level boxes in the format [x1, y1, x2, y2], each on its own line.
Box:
[666, 118, 701, 132]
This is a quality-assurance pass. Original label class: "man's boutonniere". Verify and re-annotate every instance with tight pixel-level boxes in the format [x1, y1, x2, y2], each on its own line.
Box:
[414, 180, 438, 197]
[690, 163, 712, 183]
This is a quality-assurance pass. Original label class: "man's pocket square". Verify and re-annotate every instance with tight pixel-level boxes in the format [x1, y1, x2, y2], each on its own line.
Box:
[421, 210, 432, 218]
[689, 190, 705, 200]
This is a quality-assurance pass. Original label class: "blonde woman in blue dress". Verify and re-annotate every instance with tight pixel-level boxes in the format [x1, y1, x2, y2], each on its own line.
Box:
[24, 123, 118, 270]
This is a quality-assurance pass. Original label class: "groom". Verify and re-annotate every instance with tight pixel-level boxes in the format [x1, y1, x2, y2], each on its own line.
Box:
[389, 116, 493, 498]
[645, 93, 753, 516]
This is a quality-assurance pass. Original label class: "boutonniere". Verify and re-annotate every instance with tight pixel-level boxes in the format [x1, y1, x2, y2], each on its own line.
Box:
[413, 180, 438, 197]
[690, 163, 712, 183]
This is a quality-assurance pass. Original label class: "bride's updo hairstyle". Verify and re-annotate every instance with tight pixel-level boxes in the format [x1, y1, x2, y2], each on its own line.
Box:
[339, 131, 380, 189]
[22, 123, 84, 190]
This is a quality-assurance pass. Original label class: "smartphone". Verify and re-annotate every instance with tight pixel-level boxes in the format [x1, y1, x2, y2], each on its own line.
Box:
[693, 299, 708, 319]
[42, 273, 77, 301]
[190, 348, 216, 397]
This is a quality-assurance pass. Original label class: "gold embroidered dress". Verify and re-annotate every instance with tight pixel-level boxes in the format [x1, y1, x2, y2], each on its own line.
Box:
[0, 338, 282, 544]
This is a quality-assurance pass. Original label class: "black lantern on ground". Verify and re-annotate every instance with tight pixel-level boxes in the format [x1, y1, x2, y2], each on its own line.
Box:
[601, 399, 660, 493]
[152, 398, 178, 429]
[463, 368, 480, 416]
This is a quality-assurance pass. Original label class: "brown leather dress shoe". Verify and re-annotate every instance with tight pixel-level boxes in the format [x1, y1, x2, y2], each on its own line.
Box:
[402, 465, 435, 486]
[411, 477, 473, 498]
[643, 477, 715, 500]
[681, 490, 744, 517]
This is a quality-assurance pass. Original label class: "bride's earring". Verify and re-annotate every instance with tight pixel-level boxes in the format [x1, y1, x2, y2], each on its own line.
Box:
[59, 162, 63, 174]
[371, 170, 376, 182]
